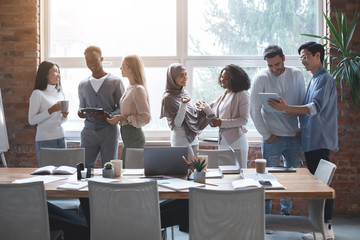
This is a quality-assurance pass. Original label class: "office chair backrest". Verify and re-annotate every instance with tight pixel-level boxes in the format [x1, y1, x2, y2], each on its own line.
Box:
[124, 148, 144, 169]
[189, 187, 265, 240]
[197, 148, 245, 168]
[0, 182, 50, 240]
[314, 159, 337, 186]
[39, 148, 85, 167]
[88, 180, 162, 240]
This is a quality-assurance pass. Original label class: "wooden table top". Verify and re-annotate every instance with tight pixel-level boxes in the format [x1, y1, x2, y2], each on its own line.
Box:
[0, 167, 335, 200]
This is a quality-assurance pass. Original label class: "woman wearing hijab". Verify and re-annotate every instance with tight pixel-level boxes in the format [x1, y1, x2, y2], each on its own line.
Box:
[160, 63, 207, 158]
[28, 61, 69, 163]
[196, 64, 251, 167]
[107, 55, 151, 163]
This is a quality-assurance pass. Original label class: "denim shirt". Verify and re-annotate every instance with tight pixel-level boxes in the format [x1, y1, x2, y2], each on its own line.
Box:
[300, 67, 338, 152]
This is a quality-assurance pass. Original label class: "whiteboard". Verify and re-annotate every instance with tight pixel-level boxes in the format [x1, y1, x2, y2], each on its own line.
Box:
[0, 89, 9, 152]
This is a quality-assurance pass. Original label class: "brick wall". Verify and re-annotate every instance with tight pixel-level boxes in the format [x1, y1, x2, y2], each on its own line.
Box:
[0, 0, 359, 215]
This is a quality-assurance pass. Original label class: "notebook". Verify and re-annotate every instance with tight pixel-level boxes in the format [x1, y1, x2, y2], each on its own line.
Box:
[218, 146, 241, 174]
[144, 147, 188, 176]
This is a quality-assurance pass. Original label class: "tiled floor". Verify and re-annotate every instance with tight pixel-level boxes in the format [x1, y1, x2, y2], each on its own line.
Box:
[168, 215, 360, 240]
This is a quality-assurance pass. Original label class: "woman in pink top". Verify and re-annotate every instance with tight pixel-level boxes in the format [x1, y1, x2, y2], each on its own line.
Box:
[197, 64, 251, 168]
[107, 55, 151, 163]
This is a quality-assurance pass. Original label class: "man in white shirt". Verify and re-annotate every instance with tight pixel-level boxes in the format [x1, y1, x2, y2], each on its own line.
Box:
[250, 45, 305, 216]
[78, 46, 125, 168]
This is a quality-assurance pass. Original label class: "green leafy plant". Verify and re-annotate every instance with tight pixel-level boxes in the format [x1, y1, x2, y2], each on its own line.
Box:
[302, 7, 360, 107]
[193, 158, 207, 172]
[104, 162, 113, 170]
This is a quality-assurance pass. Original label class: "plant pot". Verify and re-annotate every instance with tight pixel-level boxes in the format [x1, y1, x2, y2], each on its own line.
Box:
[103, 168, 114, 178]
[194, 170, 206, 183]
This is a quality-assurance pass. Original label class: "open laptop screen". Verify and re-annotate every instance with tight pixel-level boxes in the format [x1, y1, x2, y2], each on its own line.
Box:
[144, 147, 188, 176]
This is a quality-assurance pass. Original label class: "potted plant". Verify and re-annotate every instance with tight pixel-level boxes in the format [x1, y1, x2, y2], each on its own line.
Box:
[193, 157, 207, 183]
[103, 162, 114, 178]
[302, 7, 360, 107]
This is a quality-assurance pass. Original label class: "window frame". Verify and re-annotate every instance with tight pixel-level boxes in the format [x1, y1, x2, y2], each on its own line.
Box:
[41, 0, 324, 142]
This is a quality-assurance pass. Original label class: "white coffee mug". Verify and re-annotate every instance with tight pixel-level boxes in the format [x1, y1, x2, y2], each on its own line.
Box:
[111, 159, 123, 178]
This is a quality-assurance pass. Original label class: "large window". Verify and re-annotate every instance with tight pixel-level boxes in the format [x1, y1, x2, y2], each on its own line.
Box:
[43, 0, 321, 141]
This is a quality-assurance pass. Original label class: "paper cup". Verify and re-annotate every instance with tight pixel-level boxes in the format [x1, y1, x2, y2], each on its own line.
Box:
[255, 159, 267, 173]
[81, 169, 87, 179]
[111, 159, 123, 178]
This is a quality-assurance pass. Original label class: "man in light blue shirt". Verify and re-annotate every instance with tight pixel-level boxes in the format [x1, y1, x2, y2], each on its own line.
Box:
[268, 42, 338, 240]
[250, 45, 305, 216]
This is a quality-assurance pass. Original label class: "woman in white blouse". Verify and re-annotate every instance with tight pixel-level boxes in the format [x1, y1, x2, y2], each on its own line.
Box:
[107, 55, 151, 163]
[28, 61, 69, 162]
[197, 64, 251, 167]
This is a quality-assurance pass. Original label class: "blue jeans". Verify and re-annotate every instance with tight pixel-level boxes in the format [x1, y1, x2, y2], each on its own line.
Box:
[36, 137, 66, 164]
[262, 136, 301, 214]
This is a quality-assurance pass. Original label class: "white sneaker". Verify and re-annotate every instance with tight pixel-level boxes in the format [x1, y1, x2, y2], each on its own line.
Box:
[266, 230, 274, 234]
[302, 232, 324, 240]
[325, 223, 335, 240]
[301, 224, 335, 240]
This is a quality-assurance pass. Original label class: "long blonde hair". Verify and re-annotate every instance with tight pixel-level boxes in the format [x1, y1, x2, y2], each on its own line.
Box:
[123, 55, 149, 104]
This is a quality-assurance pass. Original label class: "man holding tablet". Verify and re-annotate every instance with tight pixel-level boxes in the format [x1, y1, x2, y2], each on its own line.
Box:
[250, 45, 306, 217]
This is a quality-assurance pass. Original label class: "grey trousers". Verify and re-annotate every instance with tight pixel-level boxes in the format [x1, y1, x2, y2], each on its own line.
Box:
[81, 124, 119, 168]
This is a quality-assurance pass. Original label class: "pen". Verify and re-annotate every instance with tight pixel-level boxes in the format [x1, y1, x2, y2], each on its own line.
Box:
[182, 156, 190, 165]
[198, 182, 218, 186]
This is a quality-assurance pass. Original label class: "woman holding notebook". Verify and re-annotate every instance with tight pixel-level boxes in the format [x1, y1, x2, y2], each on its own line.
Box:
[107, 55, 151, 163]
[28, 61, 69, 162]
[160, 63, 208, 159]
[196, 64, 251, 167]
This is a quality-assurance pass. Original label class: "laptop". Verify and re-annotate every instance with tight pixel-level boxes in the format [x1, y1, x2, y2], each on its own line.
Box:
[144, 147, 188, 176]
[218, 147, 241, 174]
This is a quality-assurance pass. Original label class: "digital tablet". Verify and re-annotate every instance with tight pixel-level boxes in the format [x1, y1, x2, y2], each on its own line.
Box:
[80, 107, 104, 115]
[258, 93, 284, 113]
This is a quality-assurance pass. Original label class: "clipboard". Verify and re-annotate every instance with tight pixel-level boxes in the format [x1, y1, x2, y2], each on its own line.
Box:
[258, 93, 284, 113]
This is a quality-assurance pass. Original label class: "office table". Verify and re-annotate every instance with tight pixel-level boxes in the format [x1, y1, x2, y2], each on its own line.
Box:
[0, 167, 335, 200]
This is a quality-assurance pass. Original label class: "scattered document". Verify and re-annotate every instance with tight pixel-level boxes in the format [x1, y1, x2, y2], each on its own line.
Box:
[31, 165, 77, 175]
[12, 176, 67, 184]
[157, 177, 205, 191]
[123, 169, 144, 176]
[205, 170, 223, 179]
[232, 178, 261, 189]
[57, 181, 88, 190]
[243, 172, 277, 181]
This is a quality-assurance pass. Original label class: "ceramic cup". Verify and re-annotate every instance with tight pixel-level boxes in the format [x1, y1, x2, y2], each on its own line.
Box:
[255, 159, 267, 173]
[206, 113, 216, 127]
[111, 159, 123, 178]
[60, 100, 69, 112]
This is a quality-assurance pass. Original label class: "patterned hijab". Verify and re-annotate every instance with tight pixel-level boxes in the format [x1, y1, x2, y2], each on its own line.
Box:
[160, 63, 207, 143]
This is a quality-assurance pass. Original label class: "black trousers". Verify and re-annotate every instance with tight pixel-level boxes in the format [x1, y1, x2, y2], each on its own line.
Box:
[48, 202, 90, 240]
[304, 149, 334, 222]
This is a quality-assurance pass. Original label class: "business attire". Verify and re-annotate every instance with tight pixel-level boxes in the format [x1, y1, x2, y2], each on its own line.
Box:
[28, 84, 67, 162]
[119, 84, 151, 163]
[78, 73, 125, 167]
[250, 66, 305, 215]
[160, 63, 207, 159]
[301, 66, 338, 223]
[203, 90, 250, 167]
